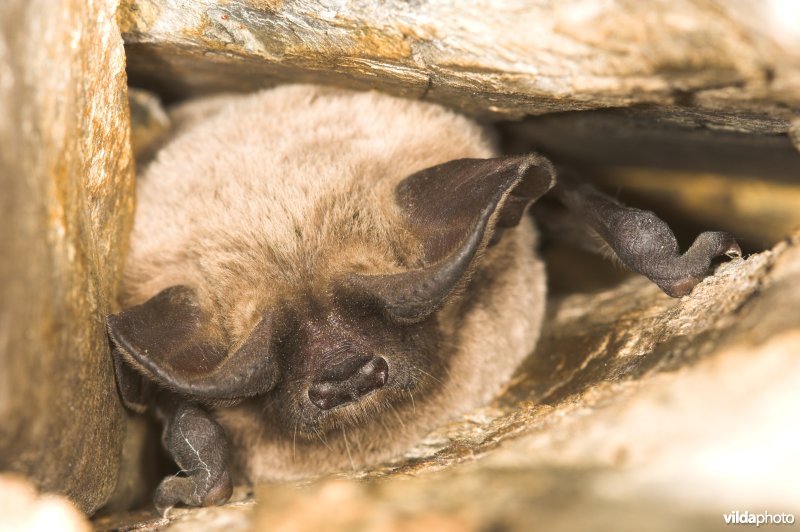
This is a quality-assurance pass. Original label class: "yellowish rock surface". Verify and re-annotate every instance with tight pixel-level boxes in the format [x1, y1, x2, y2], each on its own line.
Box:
[0, 0, 136, 515]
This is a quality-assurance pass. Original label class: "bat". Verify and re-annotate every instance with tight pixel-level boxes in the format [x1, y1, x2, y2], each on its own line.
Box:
[107, 85, 740, 513]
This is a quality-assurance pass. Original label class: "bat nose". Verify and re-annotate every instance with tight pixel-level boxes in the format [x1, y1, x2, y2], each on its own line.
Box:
[308, 355, 388, 410]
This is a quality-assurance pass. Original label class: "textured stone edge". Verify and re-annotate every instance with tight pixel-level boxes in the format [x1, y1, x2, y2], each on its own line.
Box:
[117, 0, 800, 135]
[0, 0, 136, 515]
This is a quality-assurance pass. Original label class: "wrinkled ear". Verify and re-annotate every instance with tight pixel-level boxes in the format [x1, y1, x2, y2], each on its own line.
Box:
[107, 285, 278, 402]
[347, 154, 555, 324]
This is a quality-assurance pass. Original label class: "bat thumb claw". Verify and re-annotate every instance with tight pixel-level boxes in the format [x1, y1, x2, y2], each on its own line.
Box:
[724, 241, 742, 259]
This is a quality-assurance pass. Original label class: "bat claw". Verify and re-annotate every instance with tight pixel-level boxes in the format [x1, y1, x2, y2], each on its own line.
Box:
[657, 277, 702, 298]
[153, 464, 233, 515]
[725, 241, 743, 259]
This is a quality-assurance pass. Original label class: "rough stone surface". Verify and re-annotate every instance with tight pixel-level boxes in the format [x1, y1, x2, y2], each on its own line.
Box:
[94, 487, 255, 531]
[98, 233, 800, 530]
[0, 0, 136, 515]
[119, 0, 800, 135]
[0, 474, 91, 532]
[790, 117, 800, 151]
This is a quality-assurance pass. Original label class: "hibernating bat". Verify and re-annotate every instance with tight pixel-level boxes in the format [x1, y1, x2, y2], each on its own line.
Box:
[107, 85, 740, 513]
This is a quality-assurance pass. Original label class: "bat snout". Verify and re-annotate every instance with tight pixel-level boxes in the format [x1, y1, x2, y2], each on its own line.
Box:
[308, 355, 388, 410]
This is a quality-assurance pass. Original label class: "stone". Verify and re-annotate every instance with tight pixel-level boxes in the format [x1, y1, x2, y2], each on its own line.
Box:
[791, 118, 800, 151]
[0, 474, 91, 532]
[0, 0, 136, 515]
[118, 0, 799, 136]
[93, 487, 256, 531]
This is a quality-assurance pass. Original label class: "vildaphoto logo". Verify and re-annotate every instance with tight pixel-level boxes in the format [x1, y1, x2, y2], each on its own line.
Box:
[723, 510, 796, 526]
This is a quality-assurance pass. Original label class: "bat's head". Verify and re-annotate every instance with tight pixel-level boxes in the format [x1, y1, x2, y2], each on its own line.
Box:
[109, 154, 553, 429]
[107, 87, 553, 474]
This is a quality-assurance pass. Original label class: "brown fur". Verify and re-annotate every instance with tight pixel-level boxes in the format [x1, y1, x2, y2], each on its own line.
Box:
[120, 85, 546, 482]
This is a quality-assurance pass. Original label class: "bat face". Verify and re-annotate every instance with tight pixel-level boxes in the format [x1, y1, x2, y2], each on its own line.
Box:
[109, 85, 551, 485]
[250, 289, 445, 438]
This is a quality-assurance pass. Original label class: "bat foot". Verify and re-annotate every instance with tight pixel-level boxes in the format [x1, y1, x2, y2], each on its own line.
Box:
[643, 230, 740, 298]
[154, 471, 232, 515]
[154, 401, 233, 515]
[655, 277, 703, 298]
[552, 171, 740, 298]
[620, 229, 742, 297]
[724, 240, 743, 259]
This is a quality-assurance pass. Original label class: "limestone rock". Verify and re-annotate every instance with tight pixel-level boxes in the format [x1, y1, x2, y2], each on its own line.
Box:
[0, 0, 136, 515]
[119, 0, 799, 135]
[93, 487, 255, 531]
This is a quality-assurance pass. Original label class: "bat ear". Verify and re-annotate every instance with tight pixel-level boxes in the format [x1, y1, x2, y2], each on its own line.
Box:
[107, 285, 278, 401]
[347, 154, 555, 324]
